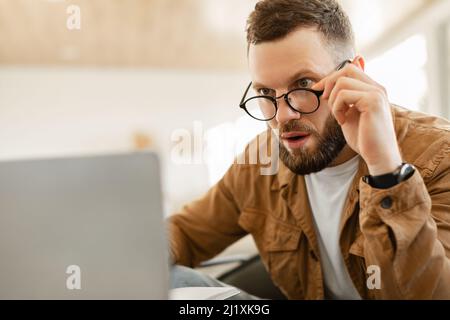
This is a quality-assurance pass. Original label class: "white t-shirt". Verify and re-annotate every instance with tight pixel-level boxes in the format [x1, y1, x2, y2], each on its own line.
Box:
[304, 156, 361, 300]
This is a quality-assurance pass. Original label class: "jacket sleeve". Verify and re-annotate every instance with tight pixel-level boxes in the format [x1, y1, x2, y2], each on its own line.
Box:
[359, 143, 450, 299]
[167, 164, 247, 268]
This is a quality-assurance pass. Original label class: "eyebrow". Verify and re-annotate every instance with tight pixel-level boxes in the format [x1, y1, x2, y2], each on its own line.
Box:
[252, 67, 320, 90]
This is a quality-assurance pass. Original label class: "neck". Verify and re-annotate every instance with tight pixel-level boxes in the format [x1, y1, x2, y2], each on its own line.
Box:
[329, 144, 358, 167]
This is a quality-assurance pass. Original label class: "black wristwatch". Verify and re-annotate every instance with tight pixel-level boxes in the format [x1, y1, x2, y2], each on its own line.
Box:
[364, 163, 416, 189]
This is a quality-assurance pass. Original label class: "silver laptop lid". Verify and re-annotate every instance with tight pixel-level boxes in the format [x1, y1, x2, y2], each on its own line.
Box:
[0, 152, 169, 299]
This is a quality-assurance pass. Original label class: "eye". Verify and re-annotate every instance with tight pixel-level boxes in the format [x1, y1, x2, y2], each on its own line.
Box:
[296, 78, 314, 88]
[257, 88, 274, 96]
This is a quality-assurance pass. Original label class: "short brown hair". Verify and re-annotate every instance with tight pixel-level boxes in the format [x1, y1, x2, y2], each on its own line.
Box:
[246, 0, 355, 61]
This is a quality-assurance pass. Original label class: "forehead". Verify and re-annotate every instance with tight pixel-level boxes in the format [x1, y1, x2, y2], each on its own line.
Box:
[248, 28, 335, 89]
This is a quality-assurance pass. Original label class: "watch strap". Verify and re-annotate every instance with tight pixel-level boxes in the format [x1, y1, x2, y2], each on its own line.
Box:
[365, 163, 416, 189]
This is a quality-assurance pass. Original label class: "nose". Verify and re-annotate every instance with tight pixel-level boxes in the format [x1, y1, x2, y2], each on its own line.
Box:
[275, 96, 301, 126]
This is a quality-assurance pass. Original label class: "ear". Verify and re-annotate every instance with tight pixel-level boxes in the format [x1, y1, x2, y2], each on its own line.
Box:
[353, 55, 365, 71]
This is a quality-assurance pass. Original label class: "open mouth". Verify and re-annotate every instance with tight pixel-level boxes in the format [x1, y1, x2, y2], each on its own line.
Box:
[282, 132, 310, 141]
[285, 136, 308, 142]
[281, 132, 311, 148]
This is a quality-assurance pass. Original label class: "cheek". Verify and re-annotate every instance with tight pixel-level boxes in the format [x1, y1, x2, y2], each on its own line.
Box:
[311, 100, 332, 133]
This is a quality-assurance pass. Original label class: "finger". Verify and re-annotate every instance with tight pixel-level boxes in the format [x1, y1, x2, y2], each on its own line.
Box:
[322, 63, 384, 99]
[312, 62, 364, 92]
[312, 78, 325, 91]
[328, 77, 375, 107]
[332, 90, 364, 125]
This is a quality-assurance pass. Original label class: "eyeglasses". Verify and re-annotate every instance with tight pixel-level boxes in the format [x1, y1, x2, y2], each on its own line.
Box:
[239, 60, 351, 122]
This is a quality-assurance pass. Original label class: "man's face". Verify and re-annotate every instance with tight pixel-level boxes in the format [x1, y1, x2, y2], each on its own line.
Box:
[248, 28, 347, 175]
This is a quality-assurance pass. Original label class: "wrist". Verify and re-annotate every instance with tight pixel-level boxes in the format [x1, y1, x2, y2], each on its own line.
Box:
[368, 161, 402, 176]
[367, 153, 403, 176]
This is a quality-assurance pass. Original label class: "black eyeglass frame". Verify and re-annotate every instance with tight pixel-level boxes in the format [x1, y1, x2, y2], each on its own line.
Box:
[239, 60, 351, 122]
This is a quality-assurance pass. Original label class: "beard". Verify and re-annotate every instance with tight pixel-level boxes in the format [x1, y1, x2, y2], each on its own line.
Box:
[279, 114, 347, 175]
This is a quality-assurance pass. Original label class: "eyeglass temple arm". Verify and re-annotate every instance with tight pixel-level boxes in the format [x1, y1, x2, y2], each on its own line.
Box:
[337, 59, 352, 70]
[240, 82, 253, 107]
[309, 61, 349, 98]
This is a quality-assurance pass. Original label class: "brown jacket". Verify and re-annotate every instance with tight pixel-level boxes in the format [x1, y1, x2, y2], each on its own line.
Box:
[168, 106, 450, 299]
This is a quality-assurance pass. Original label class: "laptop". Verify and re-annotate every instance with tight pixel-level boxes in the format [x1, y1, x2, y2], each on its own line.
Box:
[0, 152, 169, 299]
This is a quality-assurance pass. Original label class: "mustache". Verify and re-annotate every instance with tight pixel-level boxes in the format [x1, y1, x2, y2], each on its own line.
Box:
[279, 121, 318, 136]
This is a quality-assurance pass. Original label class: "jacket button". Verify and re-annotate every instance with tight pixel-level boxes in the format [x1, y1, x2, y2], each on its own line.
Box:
[380, 196, 393, 209]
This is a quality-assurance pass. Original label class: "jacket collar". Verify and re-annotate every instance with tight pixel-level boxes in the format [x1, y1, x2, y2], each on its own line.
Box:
[271, 160, 295, 191]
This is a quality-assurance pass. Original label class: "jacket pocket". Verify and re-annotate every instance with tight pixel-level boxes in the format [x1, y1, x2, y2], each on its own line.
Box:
[238, 208, 266, 235]
[264, 217, 302, 252]
[239, 209, 303, 299]
[264, 217, 303, 299]
[238, 208, 302, 249]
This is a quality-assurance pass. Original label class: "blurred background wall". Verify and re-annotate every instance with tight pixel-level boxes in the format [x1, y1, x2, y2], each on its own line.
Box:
[0, 0, 449, 214]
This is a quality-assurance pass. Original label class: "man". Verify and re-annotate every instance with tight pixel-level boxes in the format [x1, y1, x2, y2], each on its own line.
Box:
[169, 0, 450, 299]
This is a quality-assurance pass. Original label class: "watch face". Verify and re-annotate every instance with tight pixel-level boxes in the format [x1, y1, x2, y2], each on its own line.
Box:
[399, 164, 416, 182]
